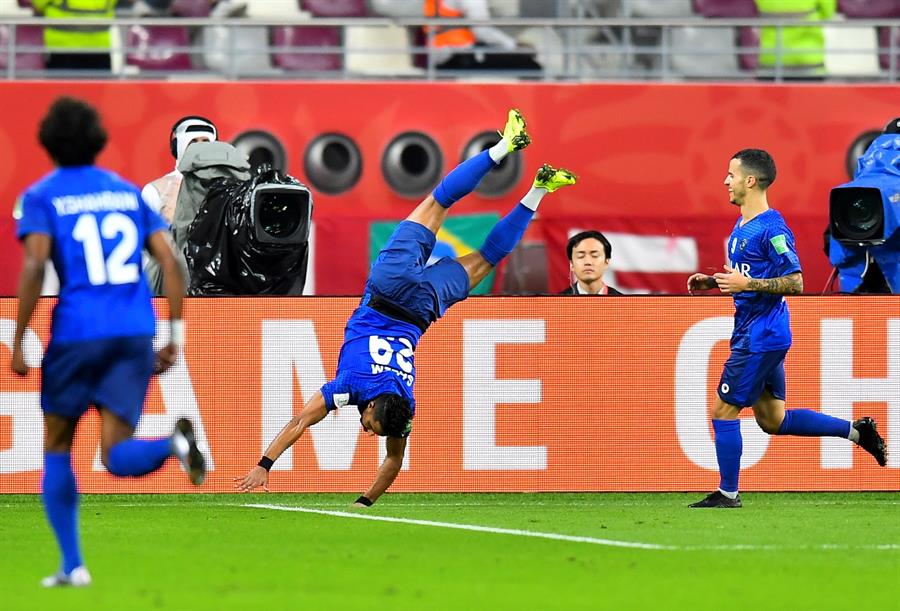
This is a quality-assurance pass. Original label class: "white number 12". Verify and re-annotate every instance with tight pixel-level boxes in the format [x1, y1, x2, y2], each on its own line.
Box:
[72, 212, 139, 286]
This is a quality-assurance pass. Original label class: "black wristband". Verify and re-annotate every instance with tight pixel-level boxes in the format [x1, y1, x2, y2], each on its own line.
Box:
[257, 456, 274, 472]
[355, 495, 373, 507]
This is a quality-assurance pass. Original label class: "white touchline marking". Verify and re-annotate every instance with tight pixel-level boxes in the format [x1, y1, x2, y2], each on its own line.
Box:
[102, 499, 900, 509]
[243, 503, 673, 550]
[243, 504, 900, 552]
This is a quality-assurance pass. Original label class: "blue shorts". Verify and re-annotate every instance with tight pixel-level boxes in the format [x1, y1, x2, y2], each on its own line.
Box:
[41, 336, 155, 429]
[717, 349, 787, 408]
[367, 220, 470, 324]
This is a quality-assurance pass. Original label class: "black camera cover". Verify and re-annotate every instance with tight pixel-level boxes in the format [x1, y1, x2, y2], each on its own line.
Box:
[185, 167, 312, 295]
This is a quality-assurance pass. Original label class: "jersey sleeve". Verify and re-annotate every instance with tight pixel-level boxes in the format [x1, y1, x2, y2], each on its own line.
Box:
[320, 372, 356, 413]
[15, 192, 53, 240]
[765, 222, 802, 276]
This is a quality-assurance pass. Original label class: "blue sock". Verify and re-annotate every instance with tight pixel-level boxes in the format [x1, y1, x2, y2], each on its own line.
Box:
[105, 438, 172, 477]
[478, 203, 535, 266]
[712, 419, 742, 493]
[432, 150, 496, 208]
[42, 452, 82, 573]
[777, 409, 851, 437]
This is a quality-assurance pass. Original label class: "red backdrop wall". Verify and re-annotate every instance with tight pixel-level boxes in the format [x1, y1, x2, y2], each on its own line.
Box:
[0, 82, 896, 295]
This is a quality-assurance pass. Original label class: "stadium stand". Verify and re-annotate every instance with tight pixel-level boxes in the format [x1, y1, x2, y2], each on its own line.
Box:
[125, 25, 193, 71]
[0, 23, 43, 72]
[693, 0, 759, 72]
[344, 22, 422, 76]
[271, 22, 342, 72]
[301, 0, 368, 18]
[170, 0, 210, 17]
[0, 1, 897, 80]
[839, 0, 900, 70]
[269, 0, 370, 73]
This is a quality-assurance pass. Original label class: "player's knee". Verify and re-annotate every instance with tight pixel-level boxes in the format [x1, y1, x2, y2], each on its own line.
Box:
[755, 413, 782, 435]
[711, 400, 739, 420]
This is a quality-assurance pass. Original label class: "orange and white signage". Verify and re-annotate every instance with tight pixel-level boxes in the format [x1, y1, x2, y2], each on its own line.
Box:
[0, 297, 896, 493]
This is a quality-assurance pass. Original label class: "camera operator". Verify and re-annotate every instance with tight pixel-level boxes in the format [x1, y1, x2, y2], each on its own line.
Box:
[142, 116, 228, 294]
[143, 116, 218, 225]
[141, 120, 250, 295]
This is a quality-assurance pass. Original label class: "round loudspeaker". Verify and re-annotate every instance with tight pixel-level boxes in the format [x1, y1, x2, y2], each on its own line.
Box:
[303, 133, 362, 195]
[461, 131, 522, 198]
[845, 129, 883, 179]
[382, 131, 443, 199]
[232, 130, 287, 172]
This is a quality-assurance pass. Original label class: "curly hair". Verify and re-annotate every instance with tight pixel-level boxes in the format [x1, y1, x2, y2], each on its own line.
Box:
[38, 97, 107, 167]
[372, 393, 413, 438]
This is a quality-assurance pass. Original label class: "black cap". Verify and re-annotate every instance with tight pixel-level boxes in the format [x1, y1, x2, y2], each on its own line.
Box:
[883, 117, 900, 134]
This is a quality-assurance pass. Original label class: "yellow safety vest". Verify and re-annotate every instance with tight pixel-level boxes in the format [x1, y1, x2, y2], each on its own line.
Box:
[755, 0, 836, 67]
[34, 0, 115, 51]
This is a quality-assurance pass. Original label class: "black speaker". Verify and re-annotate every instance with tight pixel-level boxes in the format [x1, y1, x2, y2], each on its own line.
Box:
[232, 130, 287, 172]
[303, 133, 362, 195]
[461, 131, 522, 197]
[382, 131, 443, 198]
[845, 130, 883, 180]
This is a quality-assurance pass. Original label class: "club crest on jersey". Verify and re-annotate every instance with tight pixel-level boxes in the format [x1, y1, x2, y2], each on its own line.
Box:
[739, 239, 747, 251]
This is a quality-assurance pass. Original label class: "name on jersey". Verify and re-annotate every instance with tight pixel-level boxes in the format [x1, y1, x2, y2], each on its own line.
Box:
[728, 260, 752, 278]
[52, 191, 139, 216]
[370, 363, 415, 387]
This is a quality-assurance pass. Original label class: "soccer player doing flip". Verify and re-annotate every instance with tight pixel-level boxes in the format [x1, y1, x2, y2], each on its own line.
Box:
[235, 109, 576, 505]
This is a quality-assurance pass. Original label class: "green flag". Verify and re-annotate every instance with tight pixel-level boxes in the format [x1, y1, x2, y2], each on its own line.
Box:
[370, 213, 500, 295]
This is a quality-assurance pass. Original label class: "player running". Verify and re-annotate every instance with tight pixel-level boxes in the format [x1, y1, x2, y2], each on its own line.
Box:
[235, 109, 575, 506]
[687, 149, 887, 508]
[11, 97, 206, 586]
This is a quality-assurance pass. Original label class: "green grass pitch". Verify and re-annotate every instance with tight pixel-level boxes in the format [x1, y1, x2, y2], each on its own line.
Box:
[1, 493, 898, 610]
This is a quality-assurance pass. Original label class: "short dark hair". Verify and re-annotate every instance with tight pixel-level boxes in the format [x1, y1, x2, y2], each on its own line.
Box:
[39, 97, 107, 167]
[372, 393, 413, 438]
[566, 230, 612, 261]
[732, 149, 776, 190]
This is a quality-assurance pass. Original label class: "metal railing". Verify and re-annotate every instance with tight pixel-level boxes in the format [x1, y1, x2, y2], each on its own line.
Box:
[0, 15, 898, 82]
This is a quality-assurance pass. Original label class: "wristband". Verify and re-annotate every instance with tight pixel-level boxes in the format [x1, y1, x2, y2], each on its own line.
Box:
[170, 319, 185, 347]
[354, 495, 373, 507]
[257, 456, 274, 471]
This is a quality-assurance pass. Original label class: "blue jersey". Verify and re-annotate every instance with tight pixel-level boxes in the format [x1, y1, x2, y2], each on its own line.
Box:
[726, 209, 802, 352]
[16, 166, 167, 343]
[320, 305, 423, 415]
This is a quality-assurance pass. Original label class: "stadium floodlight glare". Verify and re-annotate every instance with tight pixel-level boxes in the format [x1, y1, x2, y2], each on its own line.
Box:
[828, 126, 900, 293]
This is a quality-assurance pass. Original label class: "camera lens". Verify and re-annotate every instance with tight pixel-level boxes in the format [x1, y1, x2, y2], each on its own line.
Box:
[837, 197, 880, 239]
[830, 187, 884, 242]
[845, 198, 878, 233]
[258, 192, 301, 239]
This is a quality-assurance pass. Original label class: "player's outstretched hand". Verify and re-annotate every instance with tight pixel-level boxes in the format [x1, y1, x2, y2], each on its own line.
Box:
[10, 345, 28, 376]
[154, 343, 178, 375]
[713, 265, 749, 294]
[687, 273, 714, 294]
[233, 466, 269, 492]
